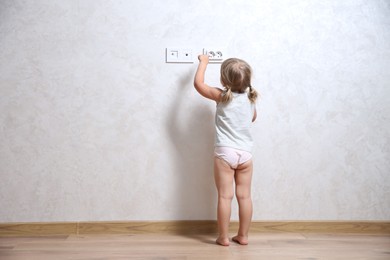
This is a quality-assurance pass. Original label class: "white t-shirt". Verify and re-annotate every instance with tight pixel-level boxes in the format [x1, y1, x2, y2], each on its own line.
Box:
[215, 92, 256, 152]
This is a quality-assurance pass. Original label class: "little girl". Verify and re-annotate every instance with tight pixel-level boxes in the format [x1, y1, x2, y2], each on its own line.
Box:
[194, 55, 258, 246]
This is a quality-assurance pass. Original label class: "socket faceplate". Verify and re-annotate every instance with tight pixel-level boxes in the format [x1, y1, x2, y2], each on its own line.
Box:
[166, 48, 193, 63]
[203, 48, 225, 63]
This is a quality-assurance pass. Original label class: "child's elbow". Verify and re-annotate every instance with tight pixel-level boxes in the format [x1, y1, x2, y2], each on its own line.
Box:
[194, 81, 199, 89]
[194, 81, 203, 93]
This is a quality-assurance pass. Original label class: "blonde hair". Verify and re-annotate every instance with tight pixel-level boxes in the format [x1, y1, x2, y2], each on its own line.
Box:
[220, 58, 258, 104]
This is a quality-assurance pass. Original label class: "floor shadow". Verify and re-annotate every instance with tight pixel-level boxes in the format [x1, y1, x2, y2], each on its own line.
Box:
[184, 233, 217, 245]
[165, 69, 217, 241]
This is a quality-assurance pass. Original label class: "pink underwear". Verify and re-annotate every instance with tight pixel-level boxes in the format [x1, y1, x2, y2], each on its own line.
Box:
[214, 146, 252, 169]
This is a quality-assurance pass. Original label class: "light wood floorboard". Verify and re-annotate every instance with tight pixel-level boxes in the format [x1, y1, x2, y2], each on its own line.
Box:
[1, 221, 389, 236]
[1, 232, 389, 260]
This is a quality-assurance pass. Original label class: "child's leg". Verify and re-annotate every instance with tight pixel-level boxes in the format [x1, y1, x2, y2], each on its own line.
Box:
[232, 160, 253, 245]
[214, 157, 235, 246]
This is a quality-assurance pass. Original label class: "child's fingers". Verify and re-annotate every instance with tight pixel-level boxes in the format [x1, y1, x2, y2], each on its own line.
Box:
[198, 54, 209, 62]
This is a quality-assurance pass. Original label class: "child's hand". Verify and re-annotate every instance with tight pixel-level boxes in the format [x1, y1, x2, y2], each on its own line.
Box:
[198, 54, 209, 63]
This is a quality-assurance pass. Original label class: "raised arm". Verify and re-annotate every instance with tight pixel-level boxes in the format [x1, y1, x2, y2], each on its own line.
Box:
[194, 55, 222, 102]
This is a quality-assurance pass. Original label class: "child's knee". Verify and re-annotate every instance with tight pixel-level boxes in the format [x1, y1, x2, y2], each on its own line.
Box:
[235, 190, 251, 201]
[219, 191, 234, 201]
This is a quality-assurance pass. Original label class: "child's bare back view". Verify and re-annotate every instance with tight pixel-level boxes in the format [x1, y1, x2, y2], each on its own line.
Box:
[194, 55, 258, 246]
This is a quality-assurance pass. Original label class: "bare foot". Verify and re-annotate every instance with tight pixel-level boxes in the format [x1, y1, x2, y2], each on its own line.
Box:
[216, 237, 230, 246]
[232, 235, 248, 245]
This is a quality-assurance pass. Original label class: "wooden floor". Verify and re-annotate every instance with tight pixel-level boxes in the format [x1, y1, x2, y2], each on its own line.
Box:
[1, 232, 389, 260]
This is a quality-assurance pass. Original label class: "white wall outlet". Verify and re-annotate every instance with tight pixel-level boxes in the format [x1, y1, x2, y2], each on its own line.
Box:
[203, 48, 226, 63]
[166, 48, 193, 63]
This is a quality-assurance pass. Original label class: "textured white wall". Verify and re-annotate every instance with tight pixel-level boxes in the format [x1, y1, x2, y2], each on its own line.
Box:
[0, 0, 389, 222]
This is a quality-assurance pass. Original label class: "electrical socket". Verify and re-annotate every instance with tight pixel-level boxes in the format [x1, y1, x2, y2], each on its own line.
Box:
[203, 48, 225, 63]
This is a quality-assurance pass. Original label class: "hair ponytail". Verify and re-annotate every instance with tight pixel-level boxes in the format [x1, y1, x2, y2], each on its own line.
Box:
[221, 87, 233, 104]
[248, 85, 258, 103]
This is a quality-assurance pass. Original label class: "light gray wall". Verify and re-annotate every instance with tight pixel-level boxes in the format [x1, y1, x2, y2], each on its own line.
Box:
[1, 0, 389, 222]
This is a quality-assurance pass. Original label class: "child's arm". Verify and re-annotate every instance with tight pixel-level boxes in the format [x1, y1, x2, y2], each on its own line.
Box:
[194, 55, 222, 102]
